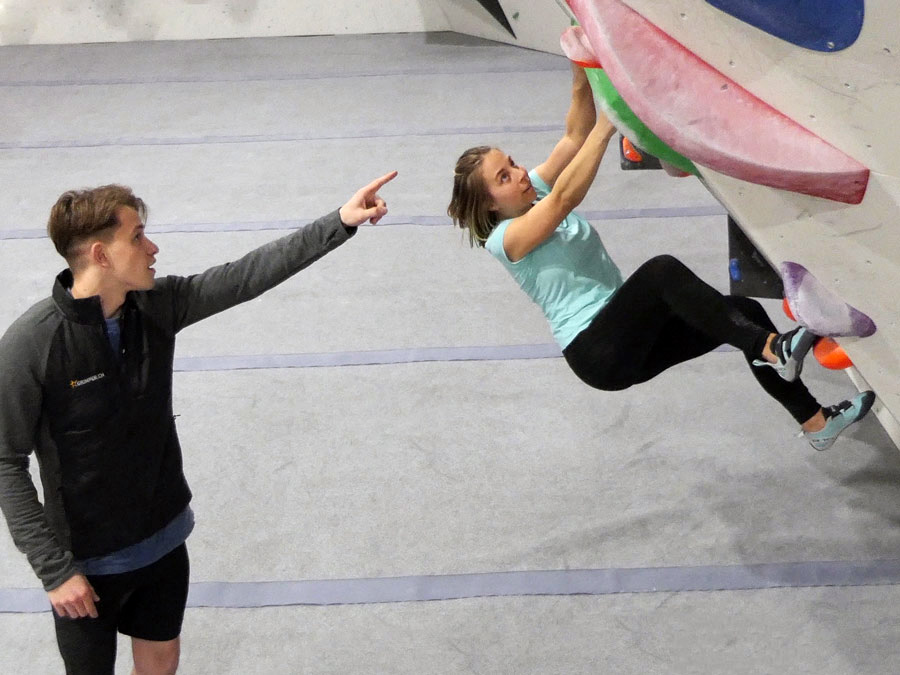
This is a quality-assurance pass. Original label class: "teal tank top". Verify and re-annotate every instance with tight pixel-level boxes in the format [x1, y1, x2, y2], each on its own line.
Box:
[485, 170, 623, 349]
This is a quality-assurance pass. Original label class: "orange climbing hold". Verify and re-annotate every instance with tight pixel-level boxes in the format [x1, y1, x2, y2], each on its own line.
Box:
[782, 297, 795, 321]
[621, 137, 643, 162]
[813, 337, 853, 370]
[781, 296, 852, 369]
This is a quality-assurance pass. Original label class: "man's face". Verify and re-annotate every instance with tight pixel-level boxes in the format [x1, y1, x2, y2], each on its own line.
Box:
[103, 206, 159, 292]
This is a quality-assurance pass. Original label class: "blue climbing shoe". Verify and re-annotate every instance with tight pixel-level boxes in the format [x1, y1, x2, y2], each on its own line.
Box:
[753, 326, 817, 382]
[804, 390, 876, 451]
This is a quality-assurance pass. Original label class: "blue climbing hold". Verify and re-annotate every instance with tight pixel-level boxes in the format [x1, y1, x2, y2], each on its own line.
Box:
[706, 0, 864, 52]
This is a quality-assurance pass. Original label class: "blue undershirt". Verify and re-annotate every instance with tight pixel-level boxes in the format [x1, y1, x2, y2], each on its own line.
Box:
[105, 316, 121, 357]
[76, 507, 194, 575]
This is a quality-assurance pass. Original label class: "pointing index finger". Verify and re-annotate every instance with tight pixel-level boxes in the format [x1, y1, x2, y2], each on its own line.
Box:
[364, 170, 398, 194]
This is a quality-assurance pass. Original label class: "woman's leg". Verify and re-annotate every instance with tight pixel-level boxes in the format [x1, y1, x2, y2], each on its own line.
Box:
[564, 255, 770, 390]
[732, 297, 877, 447]
[562, 256, 876, 446]
[724, 296, 821, 424]
[563, 257, 819, 420]
[625, 255, 772, 354]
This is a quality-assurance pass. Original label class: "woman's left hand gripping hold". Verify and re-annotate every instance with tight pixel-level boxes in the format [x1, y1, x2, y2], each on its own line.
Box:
[339, 170, 398, 227]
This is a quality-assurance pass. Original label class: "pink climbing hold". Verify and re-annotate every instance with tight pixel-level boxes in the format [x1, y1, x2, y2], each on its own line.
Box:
[559, 25, 603, 69]
[566, 0, 870, 204]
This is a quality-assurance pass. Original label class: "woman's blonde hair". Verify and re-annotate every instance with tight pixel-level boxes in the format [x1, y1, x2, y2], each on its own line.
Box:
[447, 146, 498, 248]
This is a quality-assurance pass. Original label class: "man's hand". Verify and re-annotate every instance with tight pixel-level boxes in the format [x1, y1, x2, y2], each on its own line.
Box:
[48, 573, 99, 619]
[339, 171, 398, 227]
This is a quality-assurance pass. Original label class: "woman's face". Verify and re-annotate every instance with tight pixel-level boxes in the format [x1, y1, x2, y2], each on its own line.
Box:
[481, 148, 537, 220]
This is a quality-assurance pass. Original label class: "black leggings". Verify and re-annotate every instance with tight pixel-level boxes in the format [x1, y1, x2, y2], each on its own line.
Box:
[562, 255, 821, 424]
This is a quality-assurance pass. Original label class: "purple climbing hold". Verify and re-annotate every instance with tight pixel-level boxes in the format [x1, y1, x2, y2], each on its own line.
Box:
[781, 261, 876, 338]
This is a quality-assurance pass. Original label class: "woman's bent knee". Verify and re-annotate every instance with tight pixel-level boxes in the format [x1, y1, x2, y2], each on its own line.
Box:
[636, 254, 688, 285]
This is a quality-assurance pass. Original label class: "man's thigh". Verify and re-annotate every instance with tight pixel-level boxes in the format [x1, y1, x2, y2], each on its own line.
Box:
[52, 544, 190, 675]
[119, 544, 190, 642]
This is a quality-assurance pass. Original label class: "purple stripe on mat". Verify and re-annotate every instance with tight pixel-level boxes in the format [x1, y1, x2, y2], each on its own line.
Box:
[0, 229, 47, 240]
[173, 343, 734, 373]
[0, 124, 563, 151]
[185, 559, 900, 607]
[0, 64, 568, 89]
[174, 344, 564, 372]
[0, 205, 725, 241]
[580, 204, 726, 220]
[4, 559, 900, 613]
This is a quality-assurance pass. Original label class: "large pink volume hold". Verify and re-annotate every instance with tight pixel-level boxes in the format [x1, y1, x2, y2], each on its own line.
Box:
[567, 0, 869, 204]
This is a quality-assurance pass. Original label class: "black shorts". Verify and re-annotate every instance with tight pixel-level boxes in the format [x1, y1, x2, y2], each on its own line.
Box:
[53, 543, 190, 675]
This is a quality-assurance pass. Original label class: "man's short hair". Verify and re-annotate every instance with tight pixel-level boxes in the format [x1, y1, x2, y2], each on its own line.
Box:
[47, 185, 147, 268]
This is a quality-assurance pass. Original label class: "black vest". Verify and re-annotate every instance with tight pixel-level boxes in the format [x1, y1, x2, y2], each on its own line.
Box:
[44, 271, 191, 558]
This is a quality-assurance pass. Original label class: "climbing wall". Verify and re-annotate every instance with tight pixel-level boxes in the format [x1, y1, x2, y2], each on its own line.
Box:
[583, 0, 900, 445]
[440, 0, 570, 54]
[0, 0, 577, 52]
[0, 0, 451, 45]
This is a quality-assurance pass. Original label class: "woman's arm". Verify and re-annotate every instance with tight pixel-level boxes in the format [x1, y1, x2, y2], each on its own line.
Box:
[503, 115, 616, 262]
[534, 63, 596, 189]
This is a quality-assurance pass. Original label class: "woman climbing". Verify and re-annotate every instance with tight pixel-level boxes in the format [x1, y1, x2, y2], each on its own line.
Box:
[447, 63, 873, 450]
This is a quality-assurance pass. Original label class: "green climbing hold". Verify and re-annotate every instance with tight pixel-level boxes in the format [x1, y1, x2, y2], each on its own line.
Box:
[585, 67, 698, 176]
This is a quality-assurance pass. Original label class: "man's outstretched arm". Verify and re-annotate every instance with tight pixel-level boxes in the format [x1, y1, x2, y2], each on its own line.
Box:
[154, 171, 398, 333]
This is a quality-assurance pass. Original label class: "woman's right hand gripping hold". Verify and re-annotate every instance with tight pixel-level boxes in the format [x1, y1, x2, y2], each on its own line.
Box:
[499, 64, 616, 262]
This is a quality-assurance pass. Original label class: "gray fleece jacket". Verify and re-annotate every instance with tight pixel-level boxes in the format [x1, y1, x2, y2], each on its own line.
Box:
[0, 210, 353, 590]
